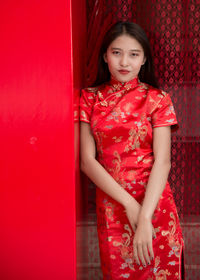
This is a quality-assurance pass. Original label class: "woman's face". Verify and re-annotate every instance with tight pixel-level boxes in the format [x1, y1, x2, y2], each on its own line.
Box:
[104, 34, 146, 83]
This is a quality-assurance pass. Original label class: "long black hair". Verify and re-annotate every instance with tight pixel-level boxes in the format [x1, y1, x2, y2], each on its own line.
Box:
[93, 21, 158, 88]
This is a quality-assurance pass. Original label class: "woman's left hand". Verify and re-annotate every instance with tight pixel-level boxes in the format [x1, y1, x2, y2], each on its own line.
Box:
[133, 217, 155, 267]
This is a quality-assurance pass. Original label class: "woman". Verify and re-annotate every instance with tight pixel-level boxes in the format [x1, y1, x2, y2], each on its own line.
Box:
[80, 21, 184, 279]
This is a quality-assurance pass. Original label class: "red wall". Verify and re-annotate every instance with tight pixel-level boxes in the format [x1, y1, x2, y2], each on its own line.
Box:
[0, 1, 76, 279]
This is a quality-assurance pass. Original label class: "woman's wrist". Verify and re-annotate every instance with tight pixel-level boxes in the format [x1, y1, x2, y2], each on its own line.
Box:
[123, 196, 140, 212]
[138, 211, 152, 222]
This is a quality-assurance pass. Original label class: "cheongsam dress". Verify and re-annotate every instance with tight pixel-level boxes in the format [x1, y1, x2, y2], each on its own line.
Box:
[80, 77, 185, 280]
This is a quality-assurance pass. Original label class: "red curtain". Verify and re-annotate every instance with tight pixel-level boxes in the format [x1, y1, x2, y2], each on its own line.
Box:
[83, 0, 200, 279]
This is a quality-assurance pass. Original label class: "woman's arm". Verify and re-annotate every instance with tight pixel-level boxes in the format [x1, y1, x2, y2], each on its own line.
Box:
[140, 126, 171, 219]
[80, 122, 141, 230]
[133, 126, 171, 266]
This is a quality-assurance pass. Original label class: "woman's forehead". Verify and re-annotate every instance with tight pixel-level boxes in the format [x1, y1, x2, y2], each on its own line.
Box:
[108, 34, 143, 51]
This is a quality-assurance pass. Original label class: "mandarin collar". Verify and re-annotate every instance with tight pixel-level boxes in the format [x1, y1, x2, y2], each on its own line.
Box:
[109, 76, 140, 91]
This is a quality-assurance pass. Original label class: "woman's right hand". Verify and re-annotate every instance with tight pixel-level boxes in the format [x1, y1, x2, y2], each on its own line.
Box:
[124, 198, 140, 232]
[124, 198, 156, 238]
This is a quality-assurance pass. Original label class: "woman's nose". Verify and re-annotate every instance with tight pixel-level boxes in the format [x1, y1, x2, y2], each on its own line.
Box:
[120, 54, 128, 67]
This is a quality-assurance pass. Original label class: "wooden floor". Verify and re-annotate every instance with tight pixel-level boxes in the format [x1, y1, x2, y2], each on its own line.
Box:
[76, 215, 200, 280]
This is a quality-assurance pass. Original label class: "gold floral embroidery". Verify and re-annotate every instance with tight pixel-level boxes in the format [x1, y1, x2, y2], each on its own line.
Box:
[97, 90, 103, 99]
[108, 236, 113, 242]
[138, 83, 148, 91]
[153, 256, 171, 279]
[112, 150, 121, 170]
[112, 83, 123, 91]
[109, 100, 117, 106]
[137, 155, 144, 162]
[116, 91, 123, 97]
[112, 136, 123, 143]
[160, 212, 182, 260]
[124, 128, 138, 152]
[135, 96, 142, 100]
[161, 90, 167, 96]
[80, 110, 87, 119]
[110, 107, 123, 122]
[124, 83, 132, 91]
[124, 125, 148, 152]
[149, 95, 162, 114]
[127, 170, 137, 181]
[143, 158, 153, 164]
[123, 102, 134, 113]
[86, 87, 99, 93]
[100, 100, 108, 107]
[102, 150, 127, 188]
[105, 202, 115, 221]
[95, 131, 107, 159]
[110, 254, 116, 259]
[113, 224, 136, 272]
[97, 90, 109, 107]
[154, 226, 161, 234]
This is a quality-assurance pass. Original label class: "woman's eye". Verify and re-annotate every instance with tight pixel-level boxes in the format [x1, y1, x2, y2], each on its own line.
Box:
[112, 51, 120, 55]
[131, 53, 138, 57]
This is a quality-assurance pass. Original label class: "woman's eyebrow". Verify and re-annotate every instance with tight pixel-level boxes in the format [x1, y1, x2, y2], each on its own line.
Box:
[111, 47, 142, 52]
[111, 47, 122, 50]
[130, 49, 142, 52]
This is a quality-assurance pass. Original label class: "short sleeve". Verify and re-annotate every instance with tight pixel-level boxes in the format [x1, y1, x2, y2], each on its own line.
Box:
[79, 88, 96, 123]
[151, 93, 179, 132]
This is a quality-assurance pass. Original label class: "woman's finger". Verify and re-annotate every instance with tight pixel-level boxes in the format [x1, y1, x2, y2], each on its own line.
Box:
[148, 241, 154, 261]
[138, 243, 146, 267]
[142, 244, 151, 265]
[133, 242, 140, 265]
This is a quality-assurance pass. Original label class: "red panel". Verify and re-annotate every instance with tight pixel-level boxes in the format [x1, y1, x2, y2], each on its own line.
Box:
[70, 0, 88, 278]
[0, 1, 76, 279]
[72, 0, 87, 223]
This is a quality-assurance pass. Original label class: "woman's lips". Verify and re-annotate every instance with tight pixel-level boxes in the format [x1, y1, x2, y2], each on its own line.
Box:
[118, 70, 130, 75]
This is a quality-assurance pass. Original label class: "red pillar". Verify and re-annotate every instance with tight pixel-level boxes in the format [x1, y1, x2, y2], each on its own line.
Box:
[0, 1, 78, 279]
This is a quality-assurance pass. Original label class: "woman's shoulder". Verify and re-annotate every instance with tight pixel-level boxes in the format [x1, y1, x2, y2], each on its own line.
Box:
[141, 82, 168, 101]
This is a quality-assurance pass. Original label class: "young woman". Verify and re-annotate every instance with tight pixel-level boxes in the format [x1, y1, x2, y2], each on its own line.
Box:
[80, 21, 185, 279]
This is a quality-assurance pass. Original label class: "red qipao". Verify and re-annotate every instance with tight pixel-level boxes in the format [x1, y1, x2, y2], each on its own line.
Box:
[80, 77, 185, 280]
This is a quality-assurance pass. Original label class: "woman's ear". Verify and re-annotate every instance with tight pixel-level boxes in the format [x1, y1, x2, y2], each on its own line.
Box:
[142, 57, 146, 65]
[103, 53, 108, 63]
